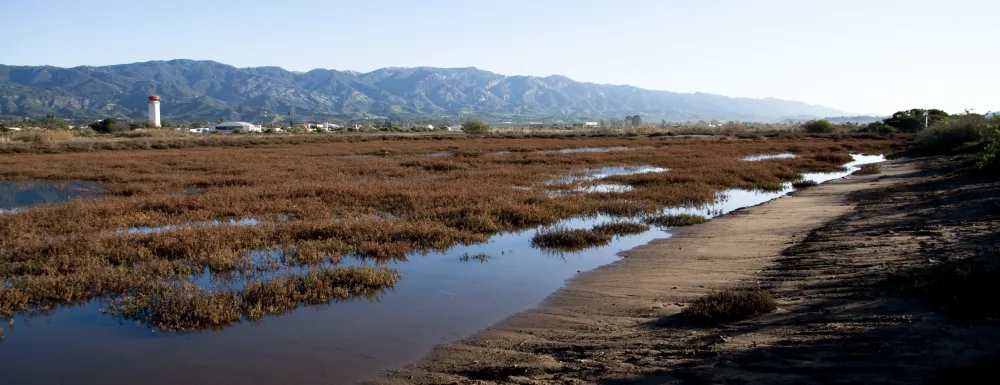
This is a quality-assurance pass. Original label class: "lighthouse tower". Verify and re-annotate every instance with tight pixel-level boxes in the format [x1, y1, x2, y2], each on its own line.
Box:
[147, 95, 161, 127]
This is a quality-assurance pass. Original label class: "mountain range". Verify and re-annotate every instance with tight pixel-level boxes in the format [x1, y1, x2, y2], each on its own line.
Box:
[0, 60, 846, 122]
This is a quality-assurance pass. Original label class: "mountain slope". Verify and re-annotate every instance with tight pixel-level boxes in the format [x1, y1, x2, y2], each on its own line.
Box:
[0, 60, 845, 121]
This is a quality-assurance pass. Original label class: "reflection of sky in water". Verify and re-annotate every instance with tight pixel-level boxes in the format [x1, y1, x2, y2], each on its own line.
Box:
[0, 180, 99, 212]
[538, 146, 644, 154]
[120, 217, 259, 235]
[743, 153, 798, 161]
[550, 165, 668, 184]
[0, 154, 887, 385]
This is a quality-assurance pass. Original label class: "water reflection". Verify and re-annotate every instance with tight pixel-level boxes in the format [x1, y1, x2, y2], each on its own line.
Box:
[538, 146, 644, 154]
[0, 180, 99, 212]
[120, 217, 259, 235]
[743, 153, 797, 161]
[550, 165, 668, 185]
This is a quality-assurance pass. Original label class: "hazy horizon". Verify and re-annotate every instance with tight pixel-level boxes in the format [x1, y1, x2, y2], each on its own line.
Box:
[5, 0, 998, 115]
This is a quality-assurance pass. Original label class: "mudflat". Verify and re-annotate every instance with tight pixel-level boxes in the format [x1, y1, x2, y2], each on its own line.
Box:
[375, 158, 1000, 384]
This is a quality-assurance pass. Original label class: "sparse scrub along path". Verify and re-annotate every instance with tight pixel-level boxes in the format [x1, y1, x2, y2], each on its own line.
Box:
[373, 158, 999, 384]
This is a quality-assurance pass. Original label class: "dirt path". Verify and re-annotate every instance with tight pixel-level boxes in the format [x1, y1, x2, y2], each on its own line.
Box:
[367, 158, 1000, 384]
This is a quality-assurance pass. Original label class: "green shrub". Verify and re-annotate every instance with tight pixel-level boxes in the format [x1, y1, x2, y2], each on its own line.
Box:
[681, 289, 777, 324]
[976, 119, 1000, 171]
[461, 119, 490, 135]
[863, 121, 894, 134]
[803, 120, 837, 133]
[911, 114, 989, 156]
[89, 118, 128, 134]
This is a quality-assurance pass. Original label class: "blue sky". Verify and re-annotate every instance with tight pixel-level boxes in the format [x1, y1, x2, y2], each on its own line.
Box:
[4, 0, 998, 115]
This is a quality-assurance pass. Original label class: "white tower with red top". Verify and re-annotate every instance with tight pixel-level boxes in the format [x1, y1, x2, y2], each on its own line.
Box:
[147, 95, 161, 127]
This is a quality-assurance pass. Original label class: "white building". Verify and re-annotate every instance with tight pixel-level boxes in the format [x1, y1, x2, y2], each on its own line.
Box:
[446, 125, 463, 131]
[147, 95, 161, 127]
[214, 121, 262, 132]
[584, 121, 599, 127]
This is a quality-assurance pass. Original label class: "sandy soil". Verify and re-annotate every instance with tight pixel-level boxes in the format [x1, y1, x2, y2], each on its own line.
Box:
[369, 158, 1000, 384]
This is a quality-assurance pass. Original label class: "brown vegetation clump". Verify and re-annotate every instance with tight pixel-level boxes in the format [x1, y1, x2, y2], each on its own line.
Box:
[854, 163, 882, 175]
[531, 221, 651, 251]
[592, 222, 650, 236]
[0, 133, 901, 329]
[531, 227, 615, 251]
[105, 266, 400, 331]
[681, 288, 777, 324]
[644, 214, 708, 227]
[791, 179, 819, 189]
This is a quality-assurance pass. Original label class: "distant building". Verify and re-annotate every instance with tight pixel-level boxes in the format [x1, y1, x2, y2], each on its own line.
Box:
[147, 95, 161, 127]
[214, 121, 262, 132]
[584, 121, 599, 127]
[446, 125, 463, 131]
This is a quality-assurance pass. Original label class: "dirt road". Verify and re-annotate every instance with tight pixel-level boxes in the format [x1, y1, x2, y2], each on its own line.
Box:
[370, 158, 1000, 384]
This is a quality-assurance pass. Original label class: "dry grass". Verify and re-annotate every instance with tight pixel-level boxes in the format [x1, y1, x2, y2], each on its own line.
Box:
[531, 227, 615, 251]
[792, 179, 819, 189]
[8, 130, 77, 143]
[104, 266, 400, 331]
[114, 129, 191, 139]
[0, 134, 902, 329]
[592, 222, 650, 236]
[644, 214, 708, 227]
[681, 288, 778, 324]
[532, 221, 650, 251]
[854, 163, 882, 175]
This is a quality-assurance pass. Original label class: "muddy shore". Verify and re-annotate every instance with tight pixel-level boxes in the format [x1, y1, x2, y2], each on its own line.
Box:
[371, 158, 1000, 384]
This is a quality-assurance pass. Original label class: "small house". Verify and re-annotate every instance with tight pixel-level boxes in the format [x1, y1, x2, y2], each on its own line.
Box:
[214, 121, 262, 132]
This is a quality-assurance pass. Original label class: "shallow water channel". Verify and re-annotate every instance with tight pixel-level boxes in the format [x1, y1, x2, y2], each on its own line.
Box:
[0, 180, 98, 214]
[0, 155, 884, 385]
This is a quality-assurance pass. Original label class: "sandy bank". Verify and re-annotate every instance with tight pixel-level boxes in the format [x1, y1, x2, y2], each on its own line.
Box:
[370, 159, 933, 384]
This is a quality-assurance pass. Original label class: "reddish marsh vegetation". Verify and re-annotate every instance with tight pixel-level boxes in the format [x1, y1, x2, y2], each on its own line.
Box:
[0, 134, 902, 331]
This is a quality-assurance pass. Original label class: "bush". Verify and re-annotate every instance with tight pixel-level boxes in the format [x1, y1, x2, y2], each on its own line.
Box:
[681, 289, 777, 324]
[853, 163, 882, 175]
[803, 120, 837, 133]
[592, 222, 650, 236]
[863, 121, 894, 134]
[644, 214, 708, 227]
[89, 118, 128, 134]
[73, 128, 99, 138]
[462, 119, 490, 135]
[531, 227, 613, 251]
[911, 114, 989, 156]
[976, 119, 1000, 171]
[792, 179, 818, 189]
[11, 130, 76, 143]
